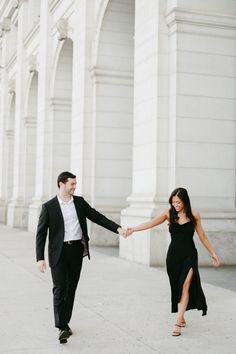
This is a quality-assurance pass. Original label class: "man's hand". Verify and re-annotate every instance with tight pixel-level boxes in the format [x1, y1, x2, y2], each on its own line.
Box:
[117, 227, 127, 238]
[37, 260, 47, 273]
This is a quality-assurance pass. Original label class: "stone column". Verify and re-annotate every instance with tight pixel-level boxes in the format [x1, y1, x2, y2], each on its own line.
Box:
[0, 28, 8, 223]
[28, 0, 52, 232]
[120, 0, 169, 265]
[7, 1, 28, 227]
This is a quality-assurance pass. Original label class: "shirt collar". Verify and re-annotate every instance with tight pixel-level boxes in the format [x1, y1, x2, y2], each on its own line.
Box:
[57, 195, 74, 205]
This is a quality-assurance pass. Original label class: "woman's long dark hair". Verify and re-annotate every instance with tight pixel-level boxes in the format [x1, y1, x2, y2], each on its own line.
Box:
[168, 187, 196, 226]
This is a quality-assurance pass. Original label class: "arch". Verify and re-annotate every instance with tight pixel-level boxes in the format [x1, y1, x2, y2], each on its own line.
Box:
[92, 0, 110, 67]
[50, 38, 73, 98]
[23, 71, 38, 117]
[50, 38, 73, 193]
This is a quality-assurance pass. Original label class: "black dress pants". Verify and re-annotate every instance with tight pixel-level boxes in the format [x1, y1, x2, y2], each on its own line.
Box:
[50, 240, 84, 329]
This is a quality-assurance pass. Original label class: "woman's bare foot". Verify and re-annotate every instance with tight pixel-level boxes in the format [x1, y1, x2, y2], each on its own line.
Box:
[181, 318, 187, 327]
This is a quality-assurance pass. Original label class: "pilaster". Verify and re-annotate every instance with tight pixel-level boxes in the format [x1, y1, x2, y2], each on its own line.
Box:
[6, 1, 28, 227]
[0, 23, 10, 223]
[28, 0, 52, 232]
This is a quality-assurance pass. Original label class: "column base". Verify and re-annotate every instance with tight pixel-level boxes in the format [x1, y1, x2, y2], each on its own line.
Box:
[89, 209, 120, 246]
[120, 198, 169, 266]
[7, 201, 28, 228]
[28, 199, 43, 232]
[0, 199, 7, 224]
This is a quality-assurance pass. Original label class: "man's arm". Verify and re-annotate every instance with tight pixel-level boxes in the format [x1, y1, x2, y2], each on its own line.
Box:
[82, 198, 125, 235]
[36, 204, 49, 271]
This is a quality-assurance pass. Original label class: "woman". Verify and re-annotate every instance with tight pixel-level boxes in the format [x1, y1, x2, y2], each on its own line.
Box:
[126, 187, 220, 336]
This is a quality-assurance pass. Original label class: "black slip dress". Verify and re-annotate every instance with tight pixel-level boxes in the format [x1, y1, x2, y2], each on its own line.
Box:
[166, 220, 207, 316]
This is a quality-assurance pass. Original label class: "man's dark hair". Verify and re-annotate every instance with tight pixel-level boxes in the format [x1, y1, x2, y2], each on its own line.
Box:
[57, 171, 76, 188]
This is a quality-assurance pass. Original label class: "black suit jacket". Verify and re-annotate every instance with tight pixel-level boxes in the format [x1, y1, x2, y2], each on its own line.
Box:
[36, 196, 121, 268]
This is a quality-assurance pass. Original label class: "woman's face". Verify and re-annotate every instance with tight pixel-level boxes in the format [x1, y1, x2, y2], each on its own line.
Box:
[172, 195, 185, 213]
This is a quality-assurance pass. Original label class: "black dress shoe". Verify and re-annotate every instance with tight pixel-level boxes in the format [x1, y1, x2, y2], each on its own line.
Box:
[58, 329, 70, 344]
[65, 325, 73, 336]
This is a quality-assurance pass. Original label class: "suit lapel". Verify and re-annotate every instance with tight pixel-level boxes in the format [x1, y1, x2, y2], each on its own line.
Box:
[73, 197, 84, 226]
[52, 196, 64, 221]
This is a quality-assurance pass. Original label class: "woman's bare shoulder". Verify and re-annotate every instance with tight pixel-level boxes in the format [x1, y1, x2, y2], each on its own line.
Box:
[192, 209, 200, 220]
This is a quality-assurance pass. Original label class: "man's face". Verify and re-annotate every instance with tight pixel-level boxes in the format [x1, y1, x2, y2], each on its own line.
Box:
[60, 178, 77, 196]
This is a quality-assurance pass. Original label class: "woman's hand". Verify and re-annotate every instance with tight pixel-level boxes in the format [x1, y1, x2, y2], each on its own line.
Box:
[126, 228, 134, 237]
[211, 253, 220, 267]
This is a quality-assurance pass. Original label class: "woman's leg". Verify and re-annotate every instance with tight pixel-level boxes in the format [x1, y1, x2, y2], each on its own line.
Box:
[172, 268, 193, 336]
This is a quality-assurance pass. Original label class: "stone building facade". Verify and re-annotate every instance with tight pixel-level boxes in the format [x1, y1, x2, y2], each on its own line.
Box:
[0, 0, 236, 265]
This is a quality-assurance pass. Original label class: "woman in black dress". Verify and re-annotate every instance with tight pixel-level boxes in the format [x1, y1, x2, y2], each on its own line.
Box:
[126, 187, 220, 336]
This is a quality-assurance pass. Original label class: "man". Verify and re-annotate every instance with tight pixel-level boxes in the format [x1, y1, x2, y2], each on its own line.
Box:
[36, 171, 126, 344]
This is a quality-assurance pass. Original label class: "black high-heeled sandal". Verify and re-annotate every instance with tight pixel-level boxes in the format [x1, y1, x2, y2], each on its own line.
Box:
[172, 324, 182, 336]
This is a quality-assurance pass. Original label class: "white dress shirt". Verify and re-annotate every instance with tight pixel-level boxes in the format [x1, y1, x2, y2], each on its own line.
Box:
[57, 195, 82, 242]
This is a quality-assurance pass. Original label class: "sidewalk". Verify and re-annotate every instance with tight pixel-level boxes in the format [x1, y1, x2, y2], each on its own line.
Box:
[0, 224, 235, 354]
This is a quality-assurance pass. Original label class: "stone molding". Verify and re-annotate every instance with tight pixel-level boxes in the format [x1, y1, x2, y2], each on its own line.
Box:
[90, 66, 134, 86]
[0, 1, 18, 27]
[6, 53, 16, 72]
[23, 116, 36, 128]
[49, 0, 64, 14]
[166, 7, 236, 36]
[1, 17, 11, 32]
[8, 78, 15, 93]
[56, 17, 68, 41]
[5, 129, 14, 138]
[50, 97, 72, 110]
[28, 54, 37, 73]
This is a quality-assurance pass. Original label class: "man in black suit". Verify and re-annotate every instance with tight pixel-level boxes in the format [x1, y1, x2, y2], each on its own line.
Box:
[36, 171, 126, 344]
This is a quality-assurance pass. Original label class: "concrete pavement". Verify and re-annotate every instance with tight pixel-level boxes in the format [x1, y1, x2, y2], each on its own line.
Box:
[0, 224, 236, 354]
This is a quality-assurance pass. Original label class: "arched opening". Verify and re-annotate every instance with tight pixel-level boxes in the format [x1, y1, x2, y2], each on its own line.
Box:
[50, 38, 73, 194]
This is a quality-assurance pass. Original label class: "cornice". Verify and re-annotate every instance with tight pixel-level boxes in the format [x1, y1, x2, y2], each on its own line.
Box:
[166, 8, 236, 35]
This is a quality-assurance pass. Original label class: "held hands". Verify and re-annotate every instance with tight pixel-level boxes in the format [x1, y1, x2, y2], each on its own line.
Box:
[117, 227, 134, 238]
[117, 227, 128, 238]
[126, 228, 134, 237]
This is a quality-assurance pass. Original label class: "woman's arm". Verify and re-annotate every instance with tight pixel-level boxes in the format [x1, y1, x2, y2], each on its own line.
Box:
[194, 211, 220, 267]
[126, 211, 169, 236]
